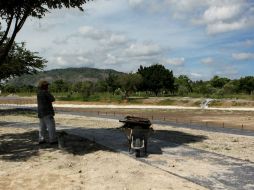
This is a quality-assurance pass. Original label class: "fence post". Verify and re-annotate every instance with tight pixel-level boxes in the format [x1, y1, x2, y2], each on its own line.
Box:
[222, 122, 224, 128]
[163, 116, 165, 121]
[241, 124, 244, 130]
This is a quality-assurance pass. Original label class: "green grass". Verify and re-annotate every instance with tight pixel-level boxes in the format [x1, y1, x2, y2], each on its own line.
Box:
[158, 99, 176, 105]
[209, 100, 224, 107]
[56, 92, 123, 103]
[186, 92, 254, 100]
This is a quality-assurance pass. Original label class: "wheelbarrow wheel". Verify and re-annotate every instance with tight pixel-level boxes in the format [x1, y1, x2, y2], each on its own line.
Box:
[135, 149, 140, 157]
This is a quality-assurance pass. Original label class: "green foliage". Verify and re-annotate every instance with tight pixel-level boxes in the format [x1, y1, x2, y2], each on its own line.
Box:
[57, 92, 122, 103]
[1, 83, 36, 93]
[0, 0, 92, 62]
[223, 80, 239, 94]
[0, 42, 45, 80]
[238, 76, 254, 94]
[210, 75, 230, 88]
[105, 72, 121, 94]
[158, 99, 176, 105]
[118, 73, 142, 98]
[79, 81, 94, 100]
[2, 66, 254, 101]
[138, 64, 174, 95]
[192, 80, 216, 96]
[49, 79, 70, 93]
[175, 75, 192, 95]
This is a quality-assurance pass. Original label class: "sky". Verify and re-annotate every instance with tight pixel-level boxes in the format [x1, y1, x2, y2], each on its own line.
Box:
[16, 0, 254, 80]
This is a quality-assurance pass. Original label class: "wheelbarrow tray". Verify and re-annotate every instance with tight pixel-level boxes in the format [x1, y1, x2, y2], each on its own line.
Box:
[119, 116, 151, 129]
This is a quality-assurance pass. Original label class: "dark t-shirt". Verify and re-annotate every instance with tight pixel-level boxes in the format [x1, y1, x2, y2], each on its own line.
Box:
[37, 89, 55, 118]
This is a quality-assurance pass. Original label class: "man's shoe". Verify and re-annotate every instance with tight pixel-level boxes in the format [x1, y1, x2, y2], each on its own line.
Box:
[38, 140, 46, 145]
[49, 141, 58, 145]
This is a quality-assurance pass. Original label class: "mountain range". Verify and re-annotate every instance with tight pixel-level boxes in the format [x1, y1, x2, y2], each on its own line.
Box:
[8, 67, 125, 86]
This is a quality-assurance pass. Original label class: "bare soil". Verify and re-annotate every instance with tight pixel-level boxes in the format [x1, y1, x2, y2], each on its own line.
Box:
[0, 112, 254, 189]
[0, 124, 206, 190]
[56, 107, 254, 131]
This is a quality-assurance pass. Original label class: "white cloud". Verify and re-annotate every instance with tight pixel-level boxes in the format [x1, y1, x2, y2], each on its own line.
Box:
[128, 0, 144, 7]
[77, 26, 130, 48]
[203, 5, 241, 23]
[109, 34, 127, 44]
[142, 0, 254, 34]
[164, 57, 185, 66]
[124, 43, 161, 57]
[100, 33, 128, 46]
[105, 53, 119, 65]
[190, 72, 202, 77]
[201, 57, 214, 65]
[166, 0, 207, 18]
[79, 26, 105, 40]
[77, 56, 90, 63]
[206, 19, 251, 35]
[194, 1, 254, 34]
[56, 56, 66, 65]
[232, 52, 254, 60]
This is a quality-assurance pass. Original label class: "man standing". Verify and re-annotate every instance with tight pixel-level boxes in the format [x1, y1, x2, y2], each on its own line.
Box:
[37, 80, 57, 144]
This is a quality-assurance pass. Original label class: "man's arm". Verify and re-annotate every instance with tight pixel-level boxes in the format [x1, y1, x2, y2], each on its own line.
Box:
[46, 91, 55, 102]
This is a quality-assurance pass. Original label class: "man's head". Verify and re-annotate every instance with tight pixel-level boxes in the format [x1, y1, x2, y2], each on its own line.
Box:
[38, 80, 49, 90]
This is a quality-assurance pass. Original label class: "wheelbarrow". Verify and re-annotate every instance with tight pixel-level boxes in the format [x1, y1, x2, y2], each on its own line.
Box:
[119, 116, 153, 157]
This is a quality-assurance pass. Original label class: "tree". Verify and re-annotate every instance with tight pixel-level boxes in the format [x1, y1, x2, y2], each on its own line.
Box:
[138, 64, 174, 96]
[210, 76, 230, 88]
[105, 72, 120, 94]
[223, 80, 239, 94]
[119, 73, 142, 98]
[50, 79, 70, 93]
[192, 80, 216, 96]
[94, 80, 107, 93]
[175, 75, 192, 95]
[239, 76, 254, 94]
[80, 81, 94, 99]
[0, 42, 46, 81]
[0, 0, 92, 63]
[71, 81, 94, 99]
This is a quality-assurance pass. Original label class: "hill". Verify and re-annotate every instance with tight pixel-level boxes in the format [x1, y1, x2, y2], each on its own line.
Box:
[8, 67, 125, 86]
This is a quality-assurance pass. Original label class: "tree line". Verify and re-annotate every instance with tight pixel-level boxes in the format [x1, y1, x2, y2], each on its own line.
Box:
[1, 64, 253, 99]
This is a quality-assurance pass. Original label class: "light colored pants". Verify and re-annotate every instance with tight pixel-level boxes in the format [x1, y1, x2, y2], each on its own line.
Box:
[39, 115, 57, 143]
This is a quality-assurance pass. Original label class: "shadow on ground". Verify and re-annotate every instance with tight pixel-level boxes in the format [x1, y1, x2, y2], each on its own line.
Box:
[153, 130, 207, 145]
[0, 128, 111, 162]
[0, 122, 207, 160]
[0, 108, 36, 115]
[0, 107, 207, 159]
[59, 126, 207, 156]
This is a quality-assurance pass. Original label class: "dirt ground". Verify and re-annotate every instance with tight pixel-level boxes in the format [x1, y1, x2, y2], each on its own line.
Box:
[0, 112, 254, 189]
[55, 107, 254, 130]
[0, 124, 207, 190]
[1, 96, 254, 130]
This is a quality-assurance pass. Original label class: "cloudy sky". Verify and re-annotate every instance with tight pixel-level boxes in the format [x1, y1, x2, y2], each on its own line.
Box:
[16, 0, 254, 80]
